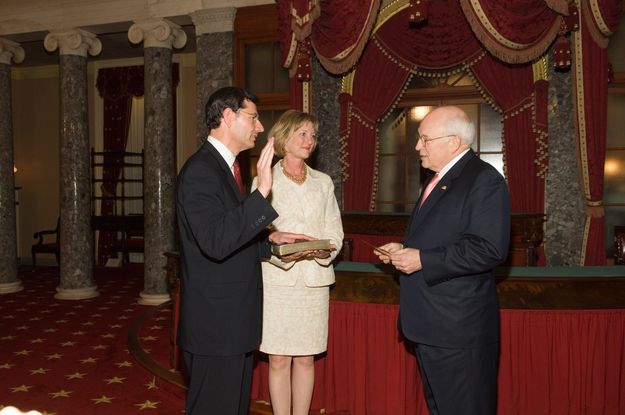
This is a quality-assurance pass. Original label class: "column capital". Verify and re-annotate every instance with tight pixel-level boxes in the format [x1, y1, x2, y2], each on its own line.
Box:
[0, 38, 25, 65]
[43, 29, 102, 57]
[128, 18, 188, 49]
[190, 7, 237, 35]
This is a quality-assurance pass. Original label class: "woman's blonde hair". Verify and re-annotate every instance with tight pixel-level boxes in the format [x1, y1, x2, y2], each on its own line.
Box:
[269, 110, 319, 157]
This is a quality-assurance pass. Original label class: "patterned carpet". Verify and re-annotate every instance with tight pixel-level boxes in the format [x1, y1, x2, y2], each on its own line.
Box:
[0, 266, 185, 414]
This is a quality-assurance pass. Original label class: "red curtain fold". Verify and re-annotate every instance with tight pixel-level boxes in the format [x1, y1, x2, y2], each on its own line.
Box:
[251, 303, 625, 415]
[459, 0, 562, 64]
[310, 0, 380, 75]
[470, 54, 545, 214]
[573, 16, 609, 265]
[342, 40, 413, 210]
[375, 0, 483, 69]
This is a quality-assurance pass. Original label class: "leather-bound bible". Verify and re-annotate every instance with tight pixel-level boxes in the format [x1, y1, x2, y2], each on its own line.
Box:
[271, 239, 333, 257]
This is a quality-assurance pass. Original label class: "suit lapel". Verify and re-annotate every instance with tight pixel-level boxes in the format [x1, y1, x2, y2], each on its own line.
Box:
[407, 150, 476, 234]
[203, 142, 244, 202]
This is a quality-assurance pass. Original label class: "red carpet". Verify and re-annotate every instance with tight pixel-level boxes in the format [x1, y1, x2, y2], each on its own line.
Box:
[0, 266, 185, 414]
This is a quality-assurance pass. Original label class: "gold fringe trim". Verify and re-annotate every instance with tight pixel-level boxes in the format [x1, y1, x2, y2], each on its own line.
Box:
[583, 0, 610, 48]
[313, 0, 381, 75]
[531, 91, 549, 179]
[460, 0, 563, 64]
[532, 57, 549, 82]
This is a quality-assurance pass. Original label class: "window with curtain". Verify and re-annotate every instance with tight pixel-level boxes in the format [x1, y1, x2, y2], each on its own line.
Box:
[376, 72, 503, 213]
[234, 4, 290, 183]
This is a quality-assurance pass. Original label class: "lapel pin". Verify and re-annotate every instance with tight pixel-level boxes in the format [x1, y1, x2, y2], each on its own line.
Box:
[441, 185, 447, 190]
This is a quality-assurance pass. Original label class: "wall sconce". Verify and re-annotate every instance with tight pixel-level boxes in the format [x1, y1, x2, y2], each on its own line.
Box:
[410, 106, 432, 122]
[604, 158, 620, 176]
[13, 164, 17, 174]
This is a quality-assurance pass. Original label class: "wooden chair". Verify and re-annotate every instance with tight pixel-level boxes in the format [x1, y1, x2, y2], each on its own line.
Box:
[31, 218, 60, 267]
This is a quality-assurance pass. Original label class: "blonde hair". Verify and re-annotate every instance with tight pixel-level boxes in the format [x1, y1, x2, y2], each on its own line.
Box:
[269, 110, 319, 157]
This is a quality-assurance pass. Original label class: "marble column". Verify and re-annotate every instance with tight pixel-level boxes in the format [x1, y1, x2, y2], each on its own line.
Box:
[544, 50, 585, 265]
[191, 7, 236, 146]
[44, 29, 101, 300]
[128, 19, 186, 305]
[0, 39, 24, 295]
[311, 57, 343, 207]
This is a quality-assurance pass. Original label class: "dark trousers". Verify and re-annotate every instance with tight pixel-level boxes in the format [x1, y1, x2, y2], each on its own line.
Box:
[183, 350, 254, 415]
[414, 342, 499, 415]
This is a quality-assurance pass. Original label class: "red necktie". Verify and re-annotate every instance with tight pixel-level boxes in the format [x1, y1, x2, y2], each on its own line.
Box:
[233, 158, 245, 194]
[419, 174, 440, 207]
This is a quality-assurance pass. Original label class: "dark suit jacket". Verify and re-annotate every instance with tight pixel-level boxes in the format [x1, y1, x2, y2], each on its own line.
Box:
[400, 150, 510, 348]
[176, 141, 278, 356]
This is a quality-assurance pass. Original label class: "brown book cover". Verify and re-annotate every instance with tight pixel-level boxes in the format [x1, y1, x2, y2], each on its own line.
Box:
[271, 239, 332, 257]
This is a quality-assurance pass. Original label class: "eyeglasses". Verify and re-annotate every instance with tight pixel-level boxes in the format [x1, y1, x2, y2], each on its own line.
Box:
[237, 109, 260, 122]
[417, 134, 455, 146]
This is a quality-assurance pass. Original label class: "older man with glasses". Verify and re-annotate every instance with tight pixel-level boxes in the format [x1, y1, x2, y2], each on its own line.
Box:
[375, 106, 511, 415]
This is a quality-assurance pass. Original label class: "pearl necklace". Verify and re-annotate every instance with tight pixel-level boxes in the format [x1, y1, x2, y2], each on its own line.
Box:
[280, 159, 307, 184]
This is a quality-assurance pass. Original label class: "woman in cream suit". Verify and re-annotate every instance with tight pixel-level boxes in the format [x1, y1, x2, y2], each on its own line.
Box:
[252, 110, 343, 415]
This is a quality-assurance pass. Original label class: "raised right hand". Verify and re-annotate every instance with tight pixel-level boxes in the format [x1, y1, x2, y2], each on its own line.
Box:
[256, 137, 275, 197]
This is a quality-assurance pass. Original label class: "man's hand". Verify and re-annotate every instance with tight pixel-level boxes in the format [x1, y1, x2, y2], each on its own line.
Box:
[373, 242, 404, 264]
[373, 243, 423, 274]
[256, 137, 275, 197]
[268, 231, 314, 245]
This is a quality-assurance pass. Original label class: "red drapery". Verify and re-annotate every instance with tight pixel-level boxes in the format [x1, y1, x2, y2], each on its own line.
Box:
[276, 0, 622, 263]
[251, 303, 625, 415]
[572, 0, 622, 265]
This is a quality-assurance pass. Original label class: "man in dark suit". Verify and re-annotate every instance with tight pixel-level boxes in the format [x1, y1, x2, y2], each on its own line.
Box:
[375, 106, 510, 415]
[176, 86, 307, 415]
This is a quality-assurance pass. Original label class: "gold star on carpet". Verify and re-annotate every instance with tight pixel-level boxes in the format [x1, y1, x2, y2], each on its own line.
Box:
[116, 316, 129, 320]
[54, 319, 68, 323]
[46, 353, 63, 360]
[101, 333, 115, 338]
[2, 315, 16, 319]
[72, 330, 86, 335]
[154, 316, 167, 321]
[82, 321, 94, 326]
[1, 363, 15, 369]
[50, 389, 72, 398]
[135, 400, 159, 410]
[115, 361, 133, 368]
[92, 395, 114, 404]
[104, 376, 126, 384]
[10, 384, 33, 392]
[97, 306, 110, 310]
[29, 316, 42, 321]
[149, 325, 162, 330]
[65, 311, 77, 315]
[91, 345, 108, 350]
[14, 349, 33, 356]
[141, 336, 157, 342]
[110, 324, 122, 329]
[43, 328, 57, 333]
[30, 338, 45, 343]
[66, 372, 86, 380]
[145, 377, 158, 390]
[30, 367, 50, 375]
[91, 313, 103, 317]
[41, 309, 52, 313]
[60, 341, 76, 347]
[2, 335, 16, 340]
[80, 357, 98, 364]
[16, 325, 29, 330]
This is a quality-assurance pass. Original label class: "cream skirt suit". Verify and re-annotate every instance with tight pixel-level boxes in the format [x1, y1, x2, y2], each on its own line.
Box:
[252, 162, 343, 355]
